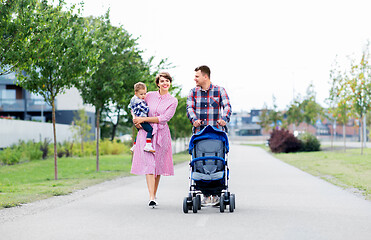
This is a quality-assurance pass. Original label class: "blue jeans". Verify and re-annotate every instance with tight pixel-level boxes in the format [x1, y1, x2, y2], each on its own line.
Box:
[136, 122, 153, 139]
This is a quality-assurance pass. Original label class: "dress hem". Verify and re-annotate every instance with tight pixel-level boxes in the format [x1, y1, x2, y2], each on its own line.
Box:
[130, 170, 174, 176]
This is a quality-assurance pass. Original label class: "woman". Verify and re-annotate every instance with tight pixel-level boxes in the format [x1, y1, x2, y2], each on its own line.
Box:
[131, 72, 178, 208]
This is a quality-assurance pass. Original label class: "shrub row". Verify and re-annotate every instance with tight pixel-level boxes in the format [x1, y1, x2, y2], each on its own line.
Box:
[268, 129, 321, 153]
[0, 140, 43, 165]
[0, 139, 130, 165]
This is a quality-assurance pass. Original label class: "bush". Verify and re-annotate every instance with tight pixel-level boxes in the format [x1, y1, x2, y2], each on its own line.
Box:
[298, 132, 321, 152]
[56, 141, 73, 158]
[40, 139, 50, 159]
[0, 141, 43, 164]
[100, 139, 126, 155]
[63, 141, 73, 157]
[57, 144, 65, 158]
[72, 141, 95, 157]
[0, 139, 129, 165]
[268, 129, 301, 153]
[26, 143, 43, 161]
[0, 148, 22, 165]
[19, 141, 42, 161]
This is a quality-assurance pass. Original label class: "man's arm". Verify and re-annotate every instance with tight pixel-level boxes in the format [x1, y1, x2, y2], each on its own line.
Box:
[186, 89, 203, 127]
[220, 87, 232, 123]
[186, 89, 198, 124]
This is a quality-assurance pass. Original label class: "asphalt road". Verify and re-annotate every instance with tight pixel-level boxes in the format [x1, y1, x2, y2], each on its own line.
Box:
[1, 144, 371, 240]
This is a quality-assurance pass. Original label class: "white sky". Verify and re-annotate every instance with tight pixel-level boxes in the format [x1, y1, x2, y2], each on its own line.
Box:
[66, 0, 371, 112]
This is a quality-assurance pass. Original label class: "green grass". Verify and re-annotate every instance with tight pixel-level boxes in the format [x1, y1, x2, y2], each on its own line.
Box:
[248, 144, 371, 200]
[0, 151, 190, 208]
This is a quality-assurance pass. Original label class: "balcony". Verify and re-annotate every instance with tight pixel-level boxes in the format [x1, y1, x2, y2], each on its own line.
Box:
[0, 99, 53, 112]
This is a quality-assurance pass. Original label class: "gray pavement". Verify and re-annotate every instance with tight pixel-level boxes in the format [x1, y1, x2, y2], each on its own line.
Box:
[1, 144, 371, 240]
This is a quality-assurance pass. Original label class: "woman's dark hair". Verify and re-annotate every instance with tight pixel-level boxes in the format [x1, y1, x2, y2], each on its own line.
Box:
[195, 65, 211, 78]
[155, 72, 172, 87]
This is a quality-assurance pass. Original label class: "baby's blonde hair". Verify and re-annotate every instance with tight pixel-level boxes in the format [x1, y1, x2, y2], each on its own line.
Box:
[134, 82, 146, 92]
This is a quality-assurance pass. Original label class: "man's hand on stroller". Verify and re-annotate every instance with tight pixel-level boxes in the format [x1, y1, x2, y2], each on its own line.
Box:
[217, 119, 226, 127]
[193, 120, 203, 127]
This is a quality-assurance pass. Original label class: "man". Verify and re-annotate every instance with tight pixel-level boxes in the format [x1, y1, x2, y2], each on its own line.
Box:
[186, 65, 232, 206]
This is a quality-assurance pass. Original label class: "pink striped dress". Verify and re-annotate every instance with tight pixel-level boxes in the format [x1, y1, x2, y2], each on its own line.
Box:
[131, 91, 178, 176]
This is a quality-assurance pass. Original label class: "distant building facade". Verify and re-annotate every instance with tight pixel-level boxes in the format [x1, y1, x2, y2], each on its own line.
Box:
[0, 72, 96, 135]
[231, 109, 361, 139]
[230, 110, 262, 136]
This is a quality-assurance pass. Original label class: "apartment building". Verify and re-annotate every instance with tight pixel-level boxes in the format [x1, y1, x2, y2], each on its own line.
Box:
[0, 72, 95, 129]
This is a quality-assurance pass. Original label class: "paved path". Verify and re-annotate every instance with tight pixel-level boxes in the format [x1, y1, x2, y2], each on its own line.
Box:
[1, 144, 371, 240]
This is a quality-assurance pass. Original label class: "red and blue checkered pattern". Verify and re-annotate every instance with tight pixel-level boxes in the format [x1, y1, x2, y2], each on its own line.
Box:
[187, 83, 232, 133]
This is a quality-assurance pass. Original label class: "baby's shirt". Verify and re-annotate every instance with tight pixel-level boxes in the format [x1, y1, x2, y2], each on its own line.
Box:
[129, 95, 149, 117]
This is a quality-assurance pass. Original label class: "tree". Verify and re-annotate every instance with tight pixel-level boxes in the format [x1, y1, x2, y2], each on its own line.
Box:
[347, 42, 371, 154]
[268, 95, 283, 130]
[78, 13, 139, 171]
[367, 111, 371, 141]
[70, 108, 92, 154]
[301, 84, 323, 130]
[328, 57, 352, 151]
[0, 0, 37, 75]
[168, 89, 192, 140]
[15, 0, 100, 180]
[286, 95, 303, 133]
[102, 56, 172, 144]
[257, 103, 271, 132]
[106, 47, 153, 141]
[258, 96, 283, 133]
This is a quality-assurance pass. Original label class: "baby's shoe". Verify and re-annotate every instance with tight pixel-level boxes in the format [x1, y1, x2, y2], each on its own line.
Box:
[143, 143, 155, 153]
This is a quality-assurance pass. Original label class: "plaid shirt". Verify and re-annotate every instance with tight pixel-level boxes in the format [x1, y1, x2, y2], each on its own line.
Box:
[129, 95, 149, 117]
[187, 83, 232, 133]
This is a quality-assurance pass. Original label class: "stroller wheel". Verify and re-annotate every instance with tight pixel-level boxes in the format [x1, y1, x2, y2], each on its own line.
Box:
[219, 194, 225, 213]
[196, 195, 201, 210]
[192, 197, 198, 213]
[229, 194, 235, 212]
[183, 197, 189, 213]
[231, 194, 236, 209]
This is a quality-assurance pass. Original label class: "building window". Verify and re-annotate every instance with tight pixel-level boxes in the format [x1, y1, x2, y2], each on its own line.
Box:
[0, 89, 16, 99]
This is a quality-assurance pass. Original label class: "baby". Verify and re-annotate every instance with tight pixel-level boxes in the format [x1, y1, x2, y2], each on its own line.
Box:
[129, 82, 155, 153]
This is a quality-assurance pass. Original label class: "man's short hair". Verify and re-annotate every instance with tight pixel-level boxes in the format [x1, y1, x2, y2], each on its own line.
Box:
[134, 82, 146, 92]
[195, 65, 211, 78]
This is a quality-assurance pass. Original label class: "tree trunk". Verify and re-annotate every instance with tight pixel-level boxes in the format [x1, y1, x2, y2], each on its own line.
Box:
[111, 122, 117, 141]
[96, 109, 100, 172]
[111, 106, 121, 141]
[52, 99, 58, 180]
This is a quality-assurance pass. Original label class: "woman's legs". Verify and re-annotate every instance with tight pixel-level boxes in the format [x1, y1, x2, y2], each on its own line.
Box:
[146, 174, 155, 200]
[146, 174, 161, 200]
[154, 175, 161, 197]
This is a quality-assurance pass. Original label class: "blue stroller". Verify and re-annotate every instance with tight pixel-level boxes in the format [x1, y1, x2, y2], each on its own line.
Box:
[183, 125, 236, 213]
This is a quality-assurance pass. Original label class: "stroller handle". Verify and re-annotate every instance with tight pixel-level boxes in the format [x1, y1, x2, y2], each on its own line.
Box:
[192, 121, 228, 134]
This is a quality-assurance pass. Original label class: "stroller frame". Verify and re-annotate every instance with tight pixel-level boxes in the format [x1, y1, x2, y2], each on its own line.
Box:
[183, 125, 236, 213]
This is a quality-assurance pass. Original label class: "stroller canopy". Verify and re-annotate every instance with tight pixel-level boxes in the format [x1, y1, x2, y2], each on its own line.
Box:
[189, 125, 229, 154]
